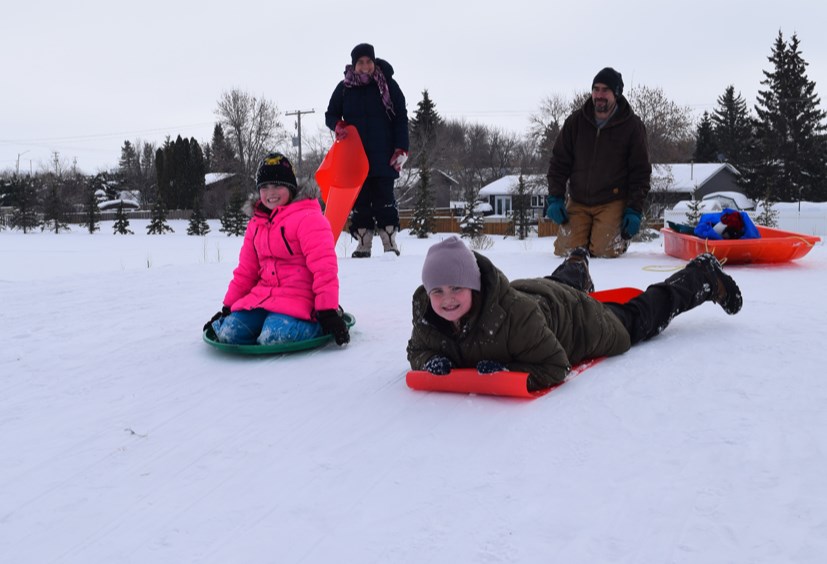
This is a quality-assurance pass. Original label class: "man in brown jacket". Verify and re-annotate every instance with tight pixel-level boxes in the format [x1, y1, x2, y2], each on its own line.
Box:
[546, 67, 652, 258]
[408, 237, 742, 392]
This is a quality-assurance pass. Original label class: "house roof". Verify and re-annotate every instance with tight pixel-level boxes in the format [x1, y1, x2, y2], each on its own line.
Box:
[478, 174, 547, 196]
[205, 172, 236, 185]
[652, 163, 741, 192]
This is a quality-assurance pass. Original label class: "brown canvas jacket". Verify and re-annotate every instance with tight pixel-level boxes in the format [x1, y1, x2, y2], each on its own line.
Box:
[547, 97, 651, 213]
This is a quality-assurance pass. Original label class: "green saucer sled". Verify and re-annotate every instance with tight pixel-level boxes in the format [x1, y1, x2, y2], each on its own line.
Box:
[203, 313, 356, 355]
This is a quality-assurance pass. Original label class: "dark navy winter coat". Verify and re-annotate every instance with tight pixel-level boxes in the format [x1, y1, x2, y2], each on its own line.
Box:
[325, 58, 409, 178]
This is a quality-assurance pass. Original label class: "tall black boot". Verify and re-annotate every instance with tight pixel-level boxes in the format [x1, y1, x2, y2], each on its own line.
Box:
[605, 253, 742, 345]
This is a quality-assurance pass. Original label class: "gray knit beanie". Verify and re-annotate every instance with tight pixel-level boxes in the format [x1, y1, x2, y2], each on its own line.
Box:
[421, 236, 481, 293]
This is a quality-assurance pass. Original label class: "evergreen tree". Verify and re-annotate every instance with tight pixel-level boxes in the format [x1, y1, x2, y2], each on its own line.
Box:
[748, 31, 827, 201]
[8, 175, 41, 233]
[754, 188, 780, 227]
[711, 85, 753, 169]
[113, 202, 134, 234]
[509, 175, 533, 240]
[209, 123, 239, 173]
[408, 165, 435, 238]
[684, 189, 703, 226]
[219, 191, 248, 236]
[80, 182, 101, 234]
[41, 184, 70, 234]
[693, 112, 719, 162]
[459, 185, 484, 240]
[187, 199, 211, 235]
[146, 198, 174, 234]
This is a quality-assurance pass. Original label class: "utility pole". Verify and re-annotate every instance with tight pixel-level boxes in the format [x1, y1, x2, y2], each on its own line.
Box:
[285, 109, 315, 171]
[16, 150, 30, 176]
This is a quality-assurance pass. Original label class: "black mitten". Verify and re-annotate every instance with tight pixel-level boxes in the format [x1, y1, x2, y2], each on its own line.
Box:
[423, 356, 452, 375]
[476, 360, 507, 374]
[204, 306, 231, 332]
[317, 308, 350, 345]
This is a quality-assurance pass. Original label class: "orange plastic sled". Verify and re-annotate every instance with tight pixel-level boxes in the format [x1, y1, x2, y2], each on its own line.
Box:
[405, 287, 643, 399]
[662, 226, 820, 264]
[315, 125, 369, 244]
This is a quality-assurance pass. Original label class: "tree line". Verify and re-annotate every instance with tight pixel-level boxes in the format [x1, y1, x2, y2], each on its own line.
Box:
[2, 30, 824, 237]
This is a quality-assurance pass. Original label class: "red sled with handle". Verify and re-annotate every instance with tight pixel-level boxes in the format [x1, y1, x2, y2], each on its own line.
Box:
[405, 287, 643, 399]
[315, 125, 369, 244]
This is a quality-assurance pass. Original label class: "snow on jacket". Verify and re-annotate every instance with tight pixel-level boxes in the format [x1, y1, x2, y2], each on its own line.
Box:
[407, 252, 631, 391]
[222, 196, 339, 321]
[325, 58, 409, 178]
[547, 96, 652, 213]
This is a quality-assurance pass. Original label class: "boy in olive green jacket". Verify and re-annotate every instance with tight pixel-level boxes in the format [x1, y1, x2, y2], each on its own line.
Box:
[407, 237, 742, 392]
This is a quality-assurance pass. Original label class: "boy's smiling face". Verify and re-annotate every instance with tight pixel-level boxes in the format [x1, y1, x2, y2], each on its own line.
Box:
[428, 285, 473, 323]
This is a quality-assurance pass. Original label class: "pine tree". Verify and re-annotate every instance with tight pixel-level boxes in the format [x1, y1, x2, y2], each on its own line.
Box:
[187, 199, 211, 235]
[9, 175, 41, 233]
[209, 124, 239, 173]
[684, 189, 703, 226]
[711, 85, 753, 169]
[693, 112, 719, 162]
[459, 185, 484, 240]
[754, 188, 780, 227]
[219, 191, 248, 236]
[748, 31, 827, 201]
[509, 175, 533, 240]
[113, 202, 134, 234]
[409, 165, 434, 238]
[41, 184, 70, 234]
[80, 183, 101, 234]
[146, 198, 174, 234]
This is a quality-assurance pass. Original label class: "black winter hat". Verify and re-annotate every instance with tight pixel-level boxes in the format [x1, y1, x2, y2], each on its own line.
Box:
[351, 43, 375, 66]
[592, 67, 624, 98]
[255, 152, 298, 195]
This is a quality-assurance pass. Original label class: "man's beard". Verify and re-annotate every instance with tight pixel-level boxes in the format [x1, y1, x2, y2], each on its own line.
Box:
[594, 98, 613, 113]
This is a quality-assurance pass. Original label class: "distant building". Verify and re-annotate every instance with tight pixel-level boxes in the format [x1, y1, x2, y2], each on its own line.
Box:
[477, 174, 547, 219]
[395, 168, 459, 210]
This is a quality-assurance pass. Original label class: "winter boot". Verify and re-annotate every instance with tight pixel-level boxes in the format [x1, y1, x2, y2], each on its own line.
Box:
[546, 247, 594, 292]
[378, 225, 401, 256]
[351, 228, 373, 258]
[680, 253, 743, 315]
[605, 253, 742, 345]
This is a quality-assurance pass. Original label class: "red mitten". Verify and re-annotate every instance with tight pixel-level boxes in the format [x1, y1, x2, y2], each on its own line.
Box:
[390, 149, 408, 172]
[334, 120, 348, 140]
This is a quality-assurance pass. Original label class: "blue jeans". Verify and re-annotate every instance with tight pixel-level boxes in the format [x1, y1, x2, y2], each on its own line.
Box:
[212, 309, 323, 345]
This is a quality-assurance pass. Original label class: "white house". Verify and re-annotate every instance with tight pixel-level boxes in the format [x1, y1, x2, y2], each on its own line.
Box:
[477, 174, 547, 217]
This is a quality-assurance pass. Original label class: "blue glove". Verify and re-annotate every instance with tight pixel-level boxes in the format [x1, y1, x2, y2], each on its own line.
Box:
[476, 360, 507, 374]
[423, 355, 452, 375]
[621, 208, 642, 240]
[545, 196, 568, 224]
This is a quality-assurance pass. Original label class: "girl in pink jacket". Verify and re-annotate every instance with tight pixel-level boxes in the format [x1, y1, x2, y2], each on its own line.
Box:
[205, 153, 350, 346]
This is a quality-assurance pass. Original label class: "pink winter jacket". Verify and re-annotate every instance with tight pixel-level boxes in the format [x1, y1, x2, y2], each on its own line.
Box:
[222, 198, 339, 320]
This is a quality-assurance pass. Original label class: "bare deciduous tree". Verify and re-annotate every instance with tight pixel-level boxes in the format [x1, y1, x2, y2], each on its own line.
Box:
[215, 89, 287, 187]
[626, 85, 694, 163]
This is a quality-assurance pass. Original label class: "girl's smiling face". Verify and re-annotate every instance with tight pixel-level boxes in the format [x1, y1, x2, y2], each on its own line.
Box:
[428, 285, 473, 324]
[259, 183, 292, 210]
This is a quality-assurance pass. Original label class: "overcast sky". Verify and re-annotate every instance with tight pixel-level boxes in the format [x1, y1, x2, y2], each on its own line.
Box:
[2, 0, 826, 175]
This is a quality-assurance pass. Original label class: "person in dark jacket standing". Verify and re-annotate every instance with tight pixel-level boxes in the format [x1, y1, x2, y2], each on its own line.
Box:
[407, 237, 742, 392]
[325, 43, 409, 258]
[546, 67, 652, 258]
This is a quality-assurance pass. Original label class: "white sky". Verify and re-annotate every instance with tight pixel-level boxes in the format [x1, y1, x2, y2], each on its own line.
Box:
[2, 0, 826, 174]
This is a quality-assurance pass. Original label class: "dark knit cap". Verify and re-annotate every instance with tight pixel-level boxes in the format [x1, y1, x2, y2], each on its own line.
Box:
[421, 236, 481, 294]
[351, 43, 375, 66]
[592, 67, 624, 97]
[255, 152, 298, 195]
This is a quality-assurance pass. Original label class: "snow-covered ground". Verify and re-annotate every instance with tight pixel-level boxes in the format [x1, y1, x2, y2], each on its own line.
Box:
[1, 221, 826, 563]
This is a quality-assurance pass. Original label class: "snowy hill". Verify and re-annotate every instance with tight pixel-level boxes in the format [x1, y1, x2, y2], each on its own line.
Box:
[1, 222, 826, 563]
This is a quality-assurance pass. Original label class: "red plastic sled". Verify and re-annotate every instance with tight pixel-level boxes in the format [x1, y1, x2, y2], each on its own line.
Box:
[315, 126, 369, 244]
[405, 287, 643, 399]
[662, 226, 820, 264]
